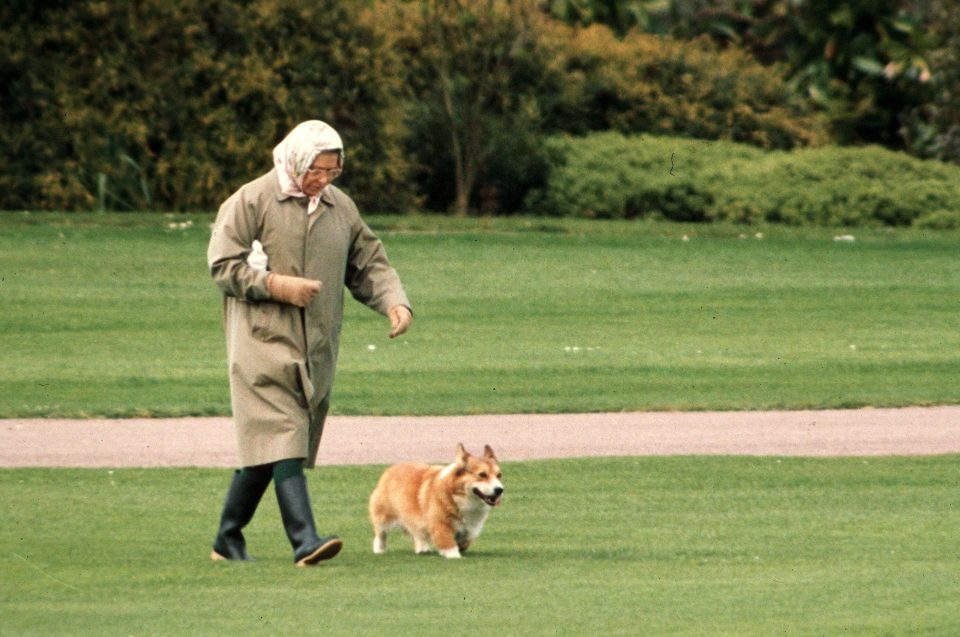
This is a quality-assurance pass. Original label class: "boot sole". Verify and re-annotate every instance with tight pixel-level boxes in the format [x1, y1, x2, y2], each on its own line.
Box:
[295, 538, 343, 567]
[211, 550, 253, 562]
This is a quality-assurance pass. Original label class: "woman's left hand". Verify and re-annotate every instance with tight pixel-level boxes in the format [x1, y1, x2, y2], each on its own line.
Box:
[388, 305, 413, 339]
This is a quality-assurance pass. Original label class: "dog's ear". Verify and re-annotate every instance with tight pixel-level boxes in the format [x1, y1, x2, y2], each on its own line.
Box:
[483, 445, 498, 462]
[454, 443, 470, 475]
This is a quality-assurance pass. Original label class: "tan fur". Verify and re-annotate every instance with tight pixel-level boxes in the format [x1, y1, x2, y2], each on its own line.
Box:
[369, 443, 504, 559]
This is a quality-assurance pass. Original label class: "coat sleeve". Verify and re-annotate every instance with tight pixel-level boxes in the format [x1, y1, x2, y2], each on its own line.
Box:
[207, 185, 271, 301]
[345, 216, 411, 316]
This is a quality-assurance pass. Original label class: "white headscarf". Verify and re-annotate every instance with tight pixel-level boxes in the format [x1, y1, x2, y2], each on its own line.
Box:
[272, 120, 344, 215]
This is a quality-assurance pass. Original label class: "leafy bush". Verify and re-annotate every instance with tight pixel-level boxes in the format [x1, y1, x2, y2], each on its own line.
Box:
[377, 8, 829, 215]
[526, 132, 960, 227]
[668, 0, 932, 149]
[538, 24, 828, 150]
[0, 0, 418, 212]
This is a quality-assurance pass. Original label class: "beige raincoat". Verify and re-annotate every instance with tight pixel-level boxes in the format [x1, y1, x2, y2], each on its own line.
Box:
[208, 123, 410, 468]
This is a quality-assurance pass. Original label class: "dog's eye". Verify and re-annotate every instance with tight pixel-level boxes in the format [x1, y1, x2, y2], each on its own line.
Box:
[478, 472, 488, 479]
[497, 472, 502, 479]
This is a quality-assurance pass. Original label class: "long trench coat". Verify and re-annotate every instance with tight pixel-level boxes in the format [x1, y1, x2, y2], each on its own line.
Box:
[208, 169, 410, 468]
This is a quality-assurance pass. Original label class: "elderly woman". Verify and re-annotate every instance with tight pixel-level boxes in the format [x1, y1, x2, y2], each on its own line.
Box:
[207, 120, 412, 566]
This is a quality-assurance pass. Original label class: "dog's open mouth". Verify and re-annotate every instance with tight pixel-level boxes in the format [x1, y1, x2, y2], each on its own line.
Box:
[474, 488, 502, 506]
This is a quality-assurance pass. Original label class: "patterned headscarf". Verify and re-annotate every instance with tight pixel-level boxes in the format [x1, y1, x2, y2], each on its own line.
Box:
[272, 120, 344, 214]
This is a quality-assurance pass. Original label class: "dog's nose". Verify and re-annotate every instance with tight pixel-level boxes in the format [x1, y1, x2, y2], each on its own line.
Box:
[493, 487, 504, 497]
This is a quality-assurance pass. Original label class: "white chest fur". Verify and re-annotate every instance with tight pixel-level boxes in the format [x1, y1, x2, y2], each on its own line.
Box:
[456, 495, 492, 540]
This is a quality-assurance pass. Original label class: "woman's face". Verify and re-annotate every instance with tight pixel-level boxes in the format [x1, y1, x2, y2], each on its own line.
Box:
[301, 152, 342, 197]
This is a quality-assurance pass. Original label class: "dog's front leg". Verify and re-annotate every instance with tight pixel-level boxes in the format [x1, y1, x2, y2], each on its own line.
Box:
[413, 533, 432, 555]
[430, 524, 461, 559]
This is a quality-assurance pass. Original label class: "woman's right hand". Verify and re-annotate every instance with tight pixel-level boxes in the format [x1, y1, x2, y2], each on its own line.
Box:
[266, 273, 322, 307]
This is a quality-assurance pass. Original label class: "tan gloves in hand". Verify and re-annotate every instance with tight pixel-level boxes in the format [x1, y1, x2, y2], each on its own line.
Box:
[267, 274, 410, 338]
[266, 273, 322, 308]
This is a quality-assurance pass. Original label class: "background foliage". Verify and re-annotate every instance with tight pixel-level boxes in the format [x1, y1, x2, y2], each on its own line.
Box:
[538, 22, 827, 149]
[901, 0, 960, 165]
[1, 0, 958, 216]
[528, 132, 960, 227]
[668, 0, 931, 147]
[382, 0, 553, 215]
[0, 0, 417, 213]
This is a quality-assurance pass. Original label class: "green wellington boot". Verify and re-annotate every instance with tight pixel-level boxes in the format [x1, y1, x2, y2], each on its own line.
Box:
[274, 474, 342, 566]
[211, 467, 272, 561]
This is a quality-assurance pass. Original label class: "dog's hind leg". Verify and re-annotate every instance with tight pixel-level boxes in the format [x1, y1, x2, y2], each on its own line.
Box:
[371, 515, 395, 554]
[372, 526, 388, 554]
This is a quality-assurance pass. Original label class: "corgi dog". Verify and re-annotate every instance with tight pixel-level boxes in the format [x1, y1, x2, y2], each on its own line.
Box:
[369, 443, 504, 559]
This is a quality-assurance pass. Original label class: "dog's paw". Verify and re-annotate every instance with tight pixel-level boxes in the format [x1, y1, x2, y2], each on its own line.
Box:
[413, 537, 432, 554]
[438, 547, 462, 559]
[372, 538, 387, 554]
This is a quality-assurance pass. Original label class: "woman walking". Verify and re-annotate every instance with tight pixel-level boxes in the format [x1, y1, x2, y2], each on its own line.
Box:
[207, 120, 412, 565]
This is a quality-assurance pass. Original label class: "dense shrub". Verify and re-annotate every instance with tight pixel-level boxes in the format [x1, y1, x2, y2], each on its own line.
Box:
[538, 24, 829, 150]
[526, 132, 960, 227]
[0, 0, 418, 212]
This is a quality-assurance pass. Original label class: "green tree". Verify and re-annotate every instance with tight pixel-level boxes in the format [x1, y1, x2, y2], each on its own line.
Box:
[901, 0, 960, 164]
[383, 0, 551, 215]
[668, 0, 931, 147]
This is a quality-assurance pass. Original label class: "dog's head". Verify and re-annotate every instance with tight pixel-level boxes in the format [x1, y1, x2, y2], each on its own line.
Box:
[452, 443, 504, 507]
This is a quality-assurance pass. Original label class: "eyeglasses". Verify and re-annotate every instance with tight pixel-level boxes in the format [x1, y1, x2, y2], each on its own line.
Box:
[305, 166, 342, 179]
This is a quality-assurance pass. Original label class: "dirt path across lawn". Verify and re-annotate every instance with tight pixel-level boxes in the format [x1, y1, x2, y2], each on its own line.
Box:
[2, 406, 959, 468]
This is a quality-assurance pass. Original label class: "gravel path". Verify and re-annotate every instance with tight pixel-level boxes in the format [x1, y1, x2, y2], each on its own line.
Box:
[2, 406, 959, 468]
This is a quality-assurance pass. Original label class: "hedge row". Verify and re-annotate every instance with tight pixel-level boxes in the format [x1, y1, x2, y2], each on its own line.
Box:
[526, 132, 960, 228]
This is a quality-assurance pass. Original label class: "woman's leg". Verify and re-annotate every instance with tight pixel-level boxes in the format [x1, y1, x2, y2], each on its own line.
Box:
[272, 458, 342, 566]
[211, 464, 273, 561]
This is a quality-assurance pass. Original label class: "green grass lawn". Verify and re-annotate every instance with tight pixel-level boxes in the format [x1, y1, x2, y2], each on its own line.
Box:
[1, 211, 958, 417]
[3, 213, 958, 635]
[3, 456, 958, 635]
